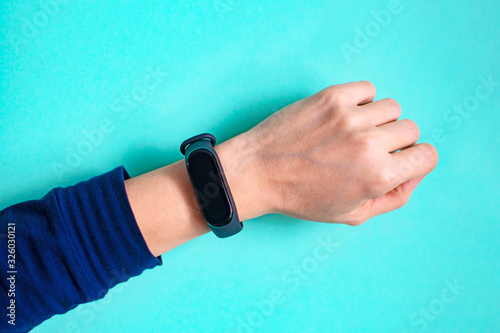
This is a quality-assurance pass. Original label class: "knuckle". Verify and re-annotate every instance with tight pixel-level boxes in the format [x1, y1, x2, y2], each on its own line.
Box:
[359, 80, 376, 93]
[385, 98, 401, 117]
[354, 131, 379, 150]
[316, 86, 342, 108]
[337, 113, 359, 131]
[422, 143, 439, 165]
[368, 169, 394, 197]
[403, 119, 420, 142]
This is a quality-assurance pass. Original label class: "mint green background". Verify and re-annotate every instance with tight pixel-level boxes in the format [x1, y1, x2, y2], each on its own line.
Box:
[1, 0, 499, 332]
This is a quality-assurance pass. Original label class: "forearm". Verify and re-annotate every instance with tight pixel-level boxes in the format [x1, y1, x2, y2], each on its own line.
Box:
[0, 81, 437, 332]
[124, 81, 438, 257]
[0, 167, 161, 332]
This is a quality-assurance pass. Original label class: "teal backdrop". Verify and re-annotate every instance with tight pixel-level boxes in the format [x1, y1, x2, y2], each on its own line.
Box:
[1, 0, 499, 332]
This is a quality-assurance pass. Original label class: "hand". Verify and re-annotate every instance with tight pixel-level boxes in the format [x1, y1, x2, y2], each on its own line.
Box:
[218, 81, 438, 225]
[127, 81, 439, 256]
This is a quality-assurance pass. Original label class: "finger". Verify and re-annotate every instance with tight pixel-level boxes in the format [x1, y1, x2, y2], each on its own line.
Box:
[357, 98, 401, 126]
[361, 175, 425, 219]
[378, 119, 420, 152]
[338, 81, 377, 106]
[390, 143, 438, 184]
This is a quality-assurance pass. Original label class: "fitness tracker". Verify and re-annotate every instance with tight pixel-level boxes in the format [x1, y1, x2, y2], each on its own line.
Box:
[180, 133, 243, 238]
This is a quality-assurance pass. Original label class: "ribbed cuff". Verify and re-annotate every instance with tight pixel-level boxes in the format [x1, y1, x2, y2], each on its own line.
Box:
[55, 166, 162, 296]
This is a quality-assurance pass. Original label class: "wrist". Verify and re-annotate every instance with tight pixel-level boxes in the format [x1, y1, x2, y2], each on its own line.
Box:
[126, 132, 276, 256]
[214, 134, 274, 221]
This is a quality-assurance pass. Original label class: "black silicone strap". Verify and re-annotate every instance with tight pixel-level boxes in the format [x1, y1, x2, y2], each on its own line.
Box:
[180, 133, 216, 155]
[180, 134, 243, 238]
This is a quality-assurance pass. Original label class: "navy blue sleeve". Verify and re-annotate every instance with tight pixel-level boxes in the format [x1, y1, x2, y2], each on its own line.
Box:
[0, 166, 162, 332]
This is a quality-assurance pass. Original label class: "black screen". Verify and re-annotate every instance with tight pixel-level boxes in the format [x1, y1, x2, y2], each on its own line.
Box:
[187, 149, 231, 227]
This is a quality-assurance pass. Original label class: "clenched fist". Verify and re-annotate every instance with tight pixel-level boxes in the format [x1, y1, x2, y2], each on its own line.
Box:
[216, 81, 438, 225]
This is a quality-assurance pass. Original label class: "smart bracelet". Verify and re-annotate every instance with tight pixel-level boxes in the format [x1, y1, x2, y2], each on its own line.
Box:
[180, 133, 243, 238]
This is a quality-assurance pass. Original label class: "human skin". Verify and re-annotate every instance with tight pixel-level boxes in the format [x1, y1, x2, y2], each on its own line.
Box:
[124, 81, 438, 257]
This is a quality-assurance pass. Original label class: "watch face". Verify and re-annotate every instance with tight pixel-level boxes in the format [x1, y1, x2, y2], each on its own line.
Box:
[186, 149, 232, 227]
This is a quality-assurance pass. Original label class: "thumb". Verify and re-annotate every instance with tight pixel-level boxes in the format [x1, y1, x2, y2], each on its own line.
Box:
[364, 175, 425, 218]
